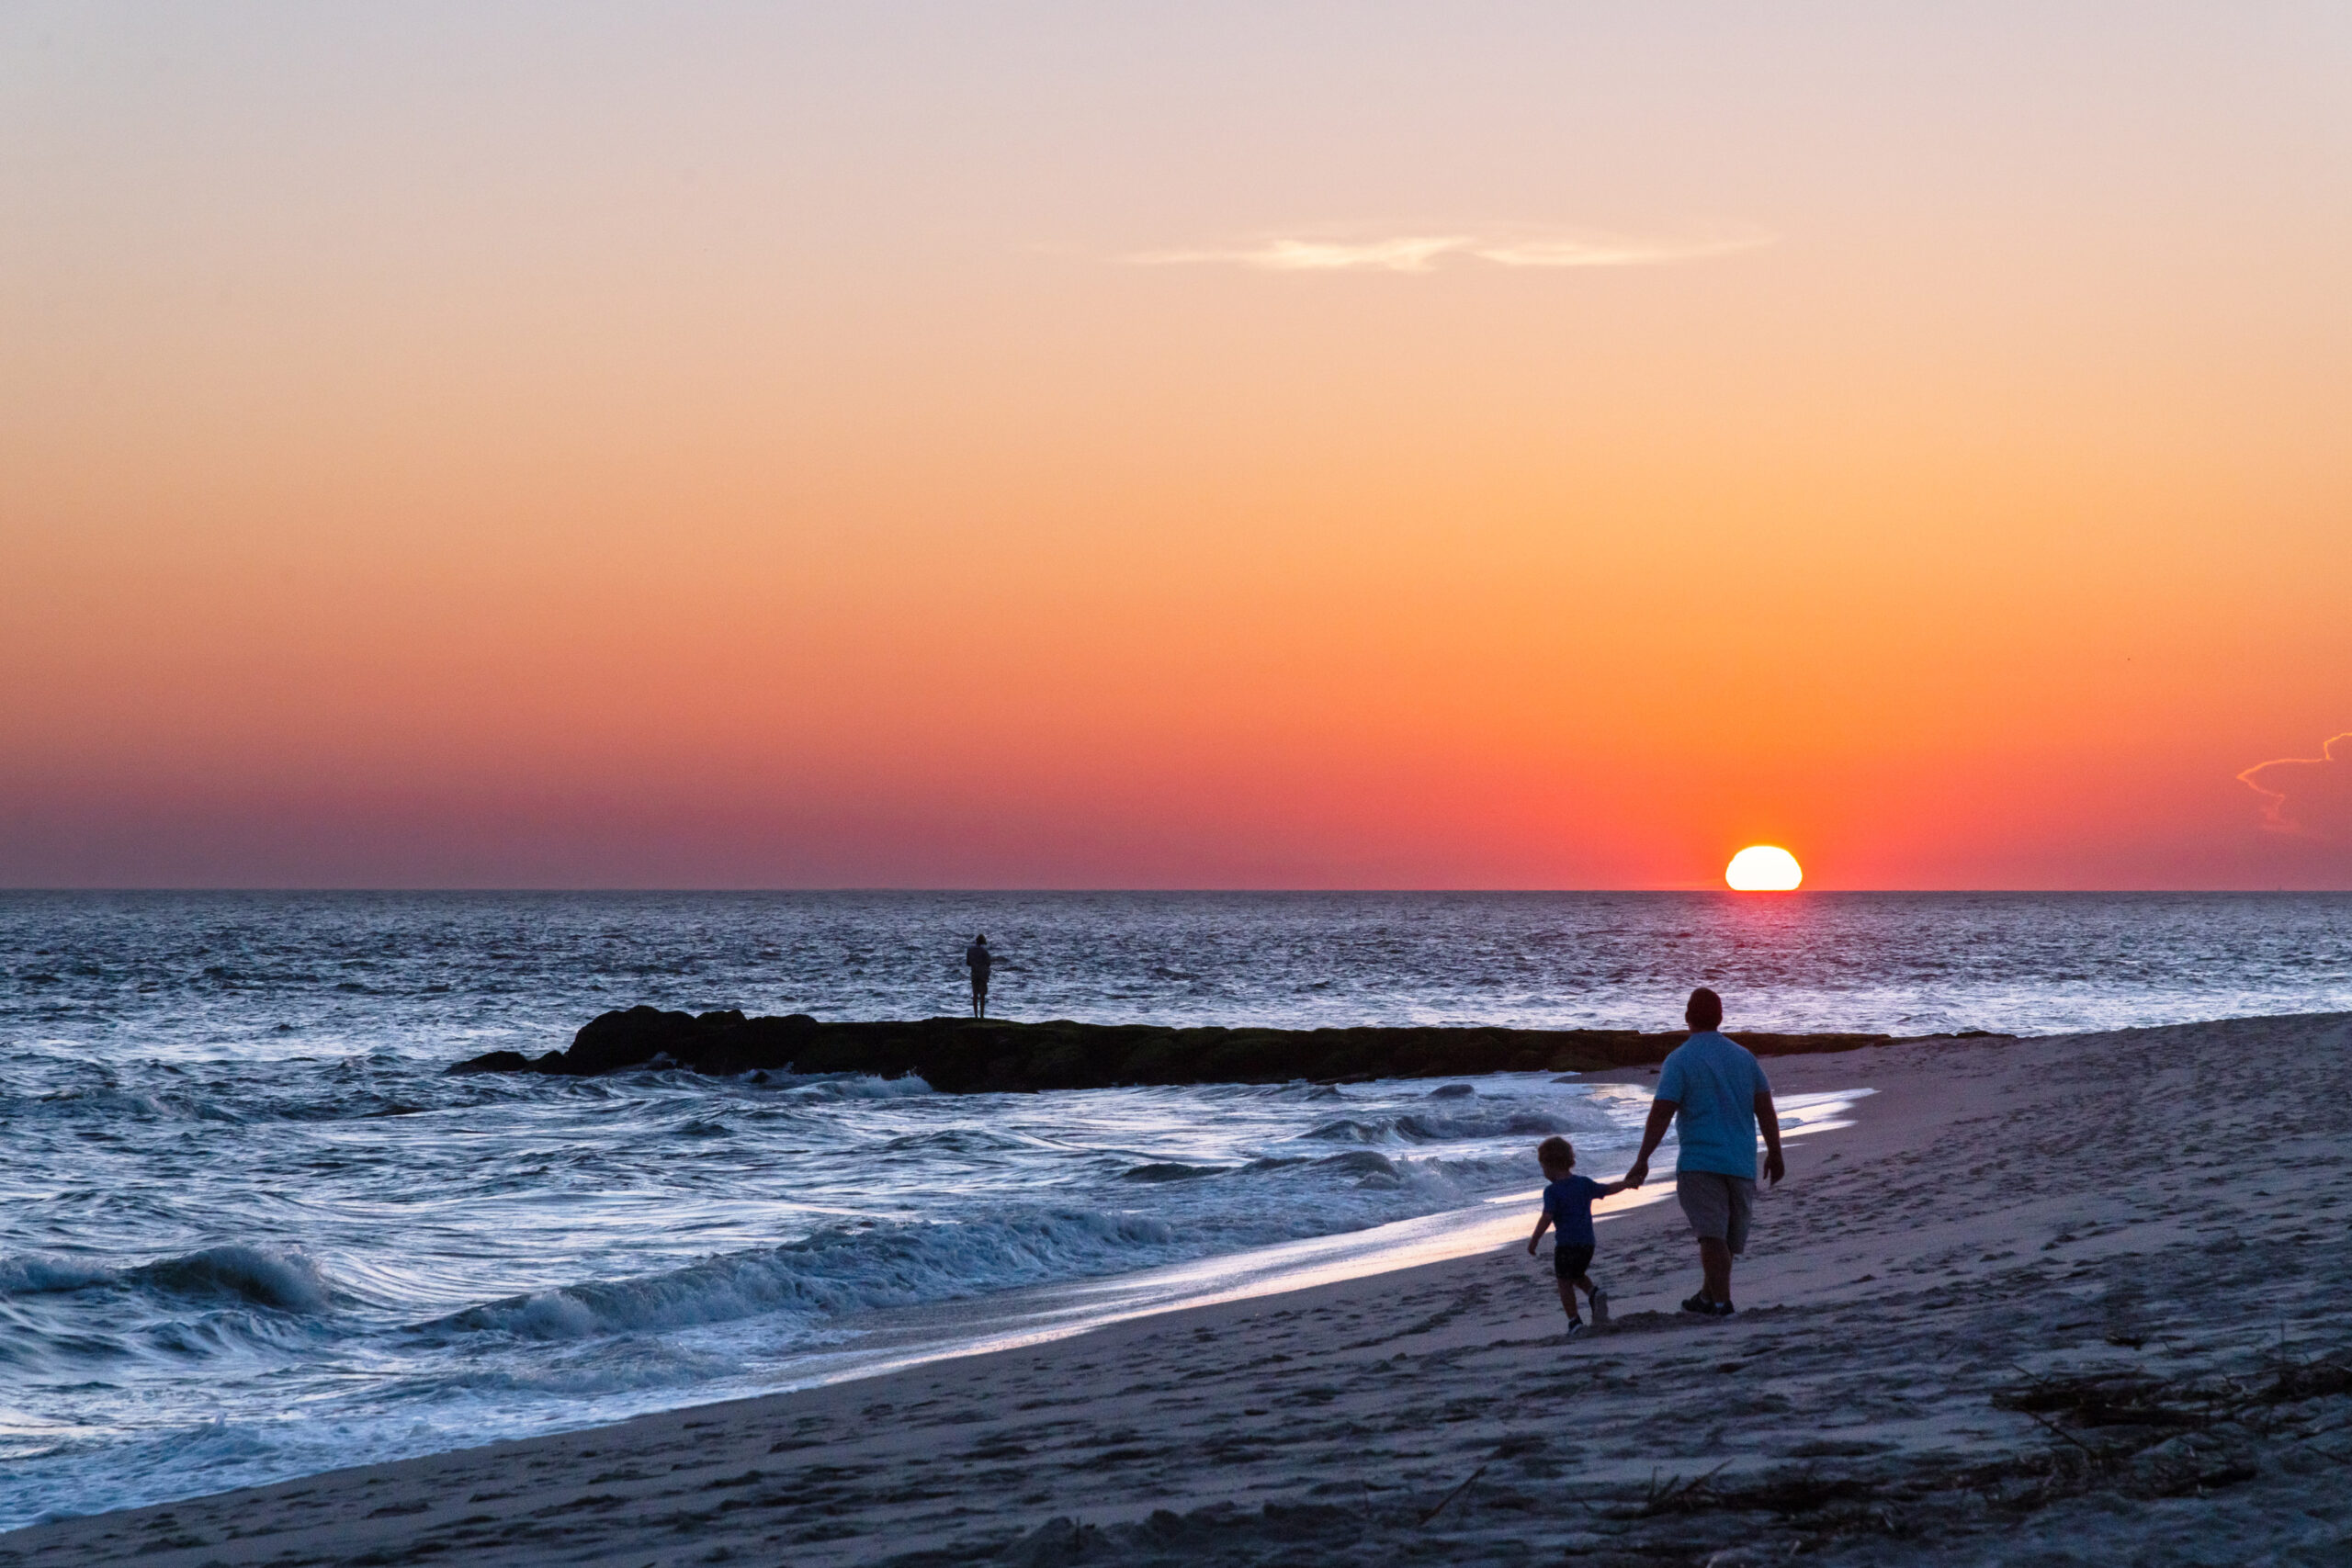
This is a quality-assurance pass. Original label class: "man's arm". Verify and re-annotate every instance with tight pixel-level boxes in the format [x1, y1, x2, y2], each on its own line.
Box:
[1755, 1089, 1784, 1186]
[1623, 1098, 1679, 1188]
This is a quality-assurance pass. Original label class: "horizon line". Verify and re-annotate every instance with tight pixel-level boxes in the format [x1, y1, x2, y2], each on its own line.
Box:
[1, 886, 2343, 897]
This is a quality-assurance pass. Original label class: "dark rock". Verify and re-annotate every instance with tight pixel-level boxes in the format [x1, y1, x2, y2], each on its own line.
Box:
[563, 1006, 695, 1074]
[447, 1010, 1897, 1093]
[446, 1050, 534, 1076]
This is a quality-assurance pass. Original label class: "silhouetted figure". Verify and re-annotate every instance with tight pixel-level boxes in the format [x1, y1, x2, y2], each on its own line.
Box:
[1623, 987, 1785, 1317]
[964, 934, 995, 1019]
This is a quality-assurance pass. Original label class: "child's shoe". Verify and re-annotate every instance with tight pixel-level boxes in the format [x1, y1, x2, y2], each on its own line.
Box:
[1681, 1292, 1716, 1315]
[1563, 1319, 1586, 1339]
[1589, 1287, 1611, 1329]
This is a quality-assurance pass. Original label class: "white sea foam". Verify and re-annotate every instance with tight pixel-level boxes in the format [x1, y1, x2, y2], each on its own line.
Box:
[772, 1072, 934, 1100]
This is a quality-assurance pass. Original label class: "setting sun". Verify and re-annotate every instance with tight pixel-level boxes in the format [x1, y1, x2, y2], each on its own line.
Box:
[1725, 845, 1804, 892]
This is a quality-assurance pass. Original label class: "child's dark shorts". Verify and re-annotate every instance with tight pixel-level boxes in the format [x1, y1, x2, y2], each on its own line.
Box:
[1552, 1243, 1595, 1281]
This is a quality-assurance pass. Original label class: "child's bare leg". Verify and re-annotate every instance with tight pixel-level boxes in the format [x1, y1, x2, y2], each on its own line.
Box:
[1571, 1273, 1596, 1301]
[1554, 1277, 1581, 1322]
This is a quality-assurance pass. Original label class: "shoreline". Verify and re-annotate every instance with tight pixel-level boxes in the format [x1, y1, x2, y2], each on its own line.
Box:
[0, 1078, 1864, 1533]
[608, 1084, 1863, 1405]
[8, 1013, 2349, 1566]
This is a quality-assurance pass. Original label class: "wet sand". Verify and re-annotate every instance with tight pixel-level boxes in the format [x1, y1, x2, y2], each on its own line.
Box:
[6, 1013, 2348, 1566]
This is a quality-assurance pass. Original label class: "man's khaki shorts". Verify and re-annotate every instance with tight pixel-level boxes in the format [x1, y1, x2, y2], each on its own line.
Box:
[1676, 1170, 1756, 1254]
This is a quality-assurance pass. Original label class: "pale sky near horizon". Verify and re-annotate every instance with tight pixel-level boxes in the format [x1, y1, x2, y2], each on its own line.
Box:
[6, 3, 2350, 888]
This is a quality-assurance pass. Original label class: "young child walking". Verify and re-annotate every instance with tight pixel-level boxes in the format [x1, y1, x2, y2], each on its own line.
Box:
[1525, 1134, 1630, 1337]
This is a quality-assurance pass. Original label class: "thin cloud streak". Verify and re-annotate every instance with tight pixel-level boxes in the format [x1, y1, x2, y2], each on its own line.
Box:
[1136, 235, 1472, 272]
[2237, 732, 2352, 842]
[1128, 227, 1773, 273]
[1470, 234, 1766, 267]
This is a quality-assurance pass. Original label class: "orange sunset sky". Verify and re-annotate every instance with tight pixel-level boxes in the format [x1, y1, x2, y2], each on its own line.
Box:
[5, 4, 2349, 889]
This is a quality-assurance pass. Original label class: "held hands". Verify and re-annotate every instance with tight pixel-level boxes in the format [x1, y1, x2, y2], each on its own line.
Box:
[1623, 1158, 1649, 1189]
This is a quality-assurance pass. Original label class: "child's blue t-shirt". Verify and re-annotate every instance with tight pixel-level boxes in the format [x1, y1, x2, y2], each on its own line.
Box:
[1543, 1175, 1609, 1247]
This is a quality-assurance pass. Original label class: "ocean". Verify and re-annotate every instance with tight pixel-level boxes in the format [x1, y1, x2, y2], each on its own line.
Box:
[3, 890, 2346, 1527]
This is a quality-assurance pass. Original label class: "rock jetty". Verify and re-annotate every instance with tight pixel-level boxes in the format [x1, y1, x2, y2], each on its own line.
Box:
[447, 1007, 1895, 1093]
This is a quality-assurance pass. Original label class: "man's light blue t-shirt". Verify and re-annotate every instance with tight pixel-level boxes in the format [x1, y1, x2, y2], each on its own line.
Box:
[1656, 1031, 1771, 1179]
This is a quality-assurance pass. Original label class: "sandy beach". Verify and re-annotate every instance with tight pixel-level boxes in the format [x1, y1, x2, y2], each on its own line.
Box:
[6, 1013, 2347, 1567]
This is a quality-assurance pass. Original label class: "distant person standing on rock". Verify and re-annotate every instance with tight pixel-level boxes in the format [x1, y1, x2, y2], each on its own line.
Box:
[964, 934, 995, 1019]
[1623, 987, 1784, 1317]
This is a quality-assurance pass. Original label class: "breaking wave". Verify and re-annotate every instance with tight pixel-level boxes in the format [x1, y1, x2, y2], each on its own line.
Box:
[127, 1247, 335, 1314]
[3, 1246, 334, 1315]
[1297, 1109, 1582, 1144]
[432, 1209, 1182, 1341]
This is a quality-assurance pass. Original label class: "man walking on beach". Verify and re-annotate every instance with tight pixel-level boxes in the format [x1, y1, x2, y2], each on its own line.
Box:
[964, 934, 995, 1020]
[1624, 987, 1784, 1317]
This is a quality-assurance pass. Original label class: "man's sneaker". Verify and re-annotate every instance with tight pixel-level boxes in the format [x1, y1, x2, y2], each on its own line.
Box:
[1563, 1319, 1586, 1339]
[1711, 1300, 1736, 1317]
[1589, 1287, 1611, 1329]
[1682, 1292, 1716, 1314]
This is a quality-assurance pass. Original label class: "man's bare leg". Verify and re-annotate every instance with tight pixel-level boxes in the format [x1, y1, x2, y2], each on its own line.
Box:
[1699, 1237, 1734, 1303]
